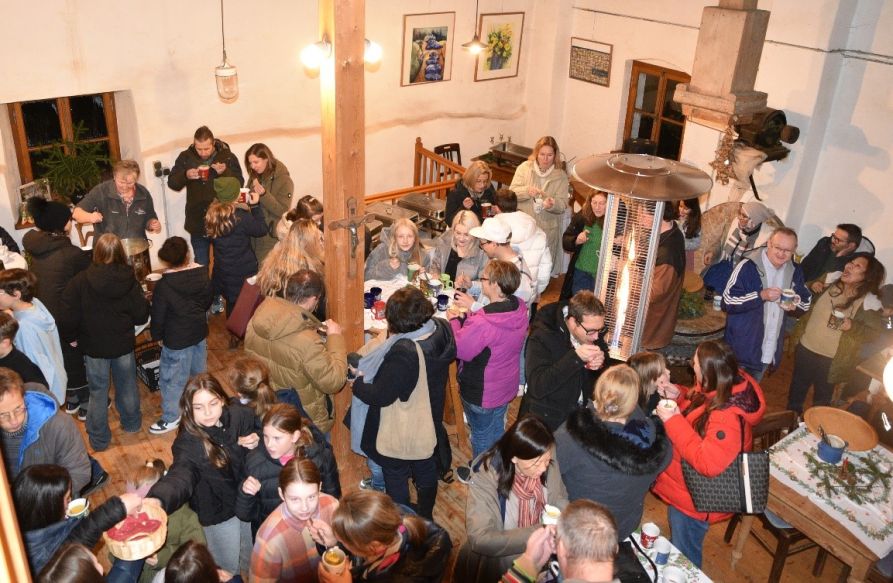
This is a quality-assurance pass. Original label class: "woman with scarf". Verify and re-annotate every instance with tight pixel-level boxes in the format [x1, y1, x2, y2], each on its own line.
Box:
[786, 253, 885, 414]
[454, 415, 568, 582]
[351, 286, 456, 519]
[364, 218, 424, 281]
[702, 201, 777, 294]
[652, 340, 766, 568]
[510, 136, 570, 278]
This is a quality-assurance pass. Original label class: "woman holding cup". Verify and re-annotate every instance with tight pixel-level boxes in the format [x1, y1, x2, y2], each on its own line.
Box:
[321, 490, 451, 582]
[651, 340, 765, 568]
[424, 210, 488, 288]
[245, 143, 295, 263]
[445, 161, 496, 226]
[364, 218, 423, 281]
[509, 136, 570, 279]
[786, 253, 885, 414]
[249, 458, 339, 583]
[454, 415, 568, 582]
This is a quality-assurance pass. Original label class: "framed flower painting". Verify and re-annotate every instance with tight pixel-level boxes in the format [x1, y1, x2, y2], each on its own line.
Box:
[474, 12, 525, 82]
[401, 12, 455, 86]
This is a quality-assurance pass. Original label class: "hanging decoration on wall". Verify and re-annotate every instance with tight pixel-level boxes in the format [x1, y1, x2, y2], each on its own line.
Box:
[568, 38, 612, 87]
[474, 12, 525, 82]
[401, 12, 456, 86]
[709, 123, 736, 186]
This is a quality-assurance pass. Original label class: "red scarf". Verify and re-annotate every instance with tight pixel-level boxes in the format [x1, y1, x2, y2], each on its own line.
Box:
[512, 473, 547, 528]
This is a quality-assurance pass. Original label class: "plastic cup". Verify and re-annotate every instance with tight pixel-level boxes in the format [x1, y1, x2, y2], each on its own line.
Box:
[321, 547, 347, 575]
[640, 522, 660, 549]
[198, 165, 210, 181]
[66, 498, 90, 519]
[541, 504, 561, 525]
[654, 536, 671, 565]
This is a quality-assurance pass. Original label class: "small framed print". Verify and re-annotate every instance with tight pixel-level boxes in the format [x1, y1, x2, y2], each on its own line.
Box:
[569, 37, 613, 87]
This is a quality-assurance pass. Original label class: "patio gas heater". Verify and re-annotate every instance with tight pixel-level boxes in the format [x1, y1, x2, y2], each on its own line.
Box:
[571, 154, 712, 360]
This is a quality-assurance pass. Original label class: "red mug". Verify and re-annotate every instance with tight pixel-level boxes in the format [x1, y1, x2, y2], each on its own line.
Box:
[198, 165, 210, 181]
[640, 523, 660, 549]
[372, 300, 386, 320]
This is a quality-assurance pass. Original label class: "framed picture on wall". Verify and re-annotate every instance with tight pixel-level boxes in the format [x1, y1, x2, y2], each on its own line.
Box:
[401, 12, 455, 86]
[569, 37, 613, 87]
[474, 12, 525, 82]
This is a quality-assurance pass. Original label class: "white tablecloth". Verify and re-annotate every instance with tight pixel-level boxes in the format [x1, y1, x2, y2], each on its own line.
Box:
[631, 532, 713, 583]
[770, 426, 893, 557]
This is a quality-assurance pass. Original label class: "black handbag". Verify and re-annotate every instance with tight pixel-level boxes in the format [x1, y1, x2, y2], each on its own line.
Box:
[681, 417, 770, 514]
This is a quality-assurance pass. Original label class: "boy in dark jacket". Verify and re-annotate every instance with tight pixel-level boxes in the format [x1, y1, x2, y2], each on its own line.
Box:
[149, 237, 214, 435]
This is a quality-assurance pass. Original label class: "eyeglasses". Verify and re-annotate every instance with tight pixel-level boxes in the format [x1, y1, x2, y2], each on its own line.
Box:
[831, 233, 849, 245]
[479, 277, 490, 282]
[0, 404, 26, 423]
[577, 321, 606, 337]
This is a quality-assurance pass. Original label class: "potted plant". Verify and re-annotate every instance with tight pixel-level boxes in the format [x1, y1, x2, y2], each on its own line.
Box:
[39, 122, 109, 205]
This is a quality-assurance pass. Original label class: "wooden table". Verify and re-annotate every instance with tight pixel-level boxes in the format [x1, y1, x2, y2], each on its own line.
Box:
[732, 477, 880, 583]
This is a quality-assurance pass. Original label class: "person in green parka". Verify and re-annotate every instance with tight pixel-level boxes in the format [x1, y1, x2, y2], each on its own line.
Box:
[245, 143, 294, 263]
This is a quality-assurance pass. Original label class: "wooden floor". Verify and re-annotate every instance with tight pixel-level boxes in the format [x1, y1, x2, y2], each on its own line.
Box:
[80, 276, 853, 583]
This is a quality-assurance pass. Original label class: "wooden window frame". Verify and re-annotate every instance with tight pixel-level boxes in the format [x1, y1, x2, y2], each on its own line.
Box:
[8, 92, 121, 184]
[622, 61, 690, 160]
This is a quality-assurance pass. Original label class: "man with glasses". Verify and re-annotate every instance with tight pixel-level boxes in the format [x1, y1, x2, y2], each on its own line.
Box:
[800, 223, 865, 293]
[459, 217, 536, 309]
[520, 290, 610, 431]
[0, 367, 90, 494]
[73, 159, 161, 240]
[723, 227, 812, 380]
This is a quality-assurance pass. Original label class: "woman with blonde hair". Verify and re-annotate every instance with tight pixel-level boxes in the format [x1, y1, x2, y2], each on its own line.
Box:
[555, 364, 671, 541]
[445, 160, 496, 225]
[205, 177, 268, 316]
[325, 490, 451, 582]
[364, 217, 423, 281]
[245, 143, 294, 262]
[276, 194, 324, 240]
[257, 219, 325, 297]
[424, 210, 488, 287]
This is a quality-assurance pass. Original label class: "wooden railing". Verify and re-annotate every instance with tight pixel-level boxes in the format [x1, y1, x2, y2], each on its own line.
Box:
[365, 137, 465, 204]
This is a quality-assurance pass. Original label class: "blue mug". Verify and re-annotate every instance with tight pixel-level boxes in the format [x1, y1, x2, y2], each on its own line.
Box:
[363, 292, 375, 309]
[436, 294, 450, 312]
[817, 435, 847, 464]
[370, 287, 383, 301]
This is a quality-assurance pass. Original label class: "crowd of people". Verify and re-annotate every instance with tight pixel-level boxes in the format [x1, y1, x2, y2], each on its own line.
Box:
[0, 127, 890, 583]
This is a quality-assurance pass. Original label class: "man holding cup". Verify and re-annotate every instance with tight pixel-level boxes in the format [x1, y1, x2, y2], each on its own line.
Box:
[73, 160, 161, 240]
[167, 126, 244, 266]
[723, 227, 811, 380]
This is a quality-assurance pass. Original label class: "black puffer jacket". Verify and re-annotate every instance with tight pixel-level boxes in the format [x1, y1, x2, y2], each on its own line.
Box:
[353, 318, 457, 468]
[22, 230, 91, 329]
[168, 139, 244, 235]
[210, 205, 268, 303]
[235, 423, 340, 534]
[519, 301, 609, 430]
[150, 265, 213, 350]
[61, 263, 149, 357]
[148, 404, 256, 526]
[555, 404, 672, 541]
[444, 179, 495, 226]
[352, 515, 452, 583]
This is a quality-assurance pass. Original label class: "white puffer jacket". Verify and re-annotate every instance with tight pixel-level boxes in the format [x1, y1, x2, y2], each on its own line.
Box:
[495, 211, 552, 295]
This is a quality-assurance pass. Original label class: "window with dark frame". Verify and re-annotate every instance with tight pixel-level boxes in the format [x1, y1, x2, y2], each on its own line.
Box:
[8, 92, 120, 185]
[623, 61, 690, 160]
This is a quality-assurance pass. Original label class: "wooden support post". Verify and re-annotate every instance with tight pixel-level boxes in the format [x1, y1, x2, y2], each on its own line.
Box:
[318, 0, 365, 480]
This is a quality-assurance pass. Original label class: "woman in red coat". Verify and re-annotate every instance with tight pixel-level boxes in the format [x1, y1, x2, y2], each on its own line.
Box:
[652, 340, 765, 568]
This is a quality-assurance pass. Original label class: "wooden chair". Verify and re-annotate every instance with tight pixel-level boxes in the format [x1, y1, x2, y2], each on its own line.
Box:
[434, 143, 462, 166]
[724, 410, 829, 583]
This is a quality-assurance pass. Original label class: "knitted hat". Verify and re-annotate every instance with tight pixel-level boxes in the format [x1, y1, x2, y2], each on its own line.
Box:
[28, 198, 72, 232]
[741, 201, 773, 225]
[469, 217, 511, 244]
[213, 177, 241, 203]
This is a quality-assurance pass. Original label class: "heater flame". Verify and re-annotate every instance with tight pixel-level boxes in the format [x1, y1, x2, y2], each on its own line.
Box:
[611, 232, 636, 352]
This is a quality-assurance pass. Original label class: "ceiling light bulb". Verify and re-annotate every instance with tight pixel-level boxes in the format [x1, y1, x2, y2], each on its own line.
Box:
[462, 35, 487, 55]
[301, 38, 331, 69]
[364, 39, 382, 64]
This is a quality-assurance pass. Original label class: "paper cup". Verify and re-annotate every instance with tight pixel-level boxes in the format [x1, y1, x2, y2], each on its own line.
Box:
[541, 504, 561, 525]
[658, 399, 677, 412]
[66, 498, 90, 519]
[662, 565, 687, 583]
[321, 547, 347, 574]
[654, 536, 671, 566]
[640, 522, 660, 549]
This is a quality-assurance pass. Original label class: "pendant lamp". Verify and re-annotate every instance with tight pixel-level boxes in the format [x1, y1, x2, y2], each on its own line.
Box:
[462, 0, 487, 54]
[215, 0, 238, 100]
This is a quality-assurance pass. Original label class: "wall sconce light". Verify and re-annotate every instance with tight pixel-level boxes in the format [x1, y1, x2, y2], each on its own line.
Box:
[364, 39, 383, 65]
[214, 0, 239, 100]
[300, 36, 332, 69]
[462, 0, 487, 54]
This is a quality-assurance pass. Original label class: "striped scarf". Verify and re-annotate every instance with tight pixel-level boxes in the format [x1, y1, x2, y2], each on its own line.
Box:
[512, 473, 547, 528]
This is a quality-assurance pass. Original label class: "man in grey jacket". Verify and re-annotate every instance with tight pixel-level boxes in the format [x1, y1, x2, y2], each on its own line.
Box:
[73, 159, 161, 240]
[0, 367, 91, 494]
